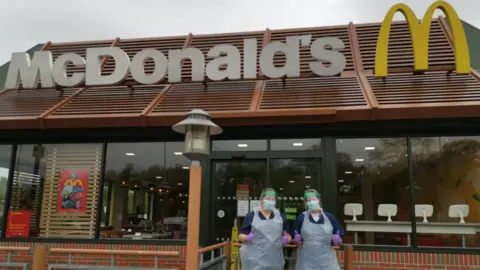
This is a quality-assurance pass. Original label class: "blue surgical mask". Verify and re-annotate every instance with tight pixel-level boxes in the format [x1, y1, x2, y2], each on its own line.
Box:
[263, 199, 276, 211]
[306, 200, 321, 211]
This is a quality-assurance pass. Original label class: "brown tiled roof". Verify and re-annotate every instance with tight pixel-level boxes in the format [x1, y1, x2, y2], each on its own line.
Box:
[1, 16, 480, 130]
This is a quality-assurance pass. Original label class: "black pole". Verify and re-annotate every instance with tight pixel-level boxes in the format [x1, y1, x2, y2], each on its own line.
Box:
[2, 144, 17, 238]
[94, 142, 108, 239]
[407, 137, 417, 248]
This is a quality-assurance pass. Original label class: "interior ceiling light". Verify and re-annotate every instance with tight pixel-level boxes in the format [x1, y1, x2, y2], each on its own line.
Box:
[156, 176, 162, 179]
[355, 159, 364, 162]
[364, 147, 375, 150]
[338, 179, 345, 183]
[237, 144, 248, 148]
[125, 153, 135, 156]
[174, 152, 183, 155]
[182, 166, 189, 170]
[293, 142, 303, 146]
[345, 171, 352, 174]
[305, 176, 311, 179]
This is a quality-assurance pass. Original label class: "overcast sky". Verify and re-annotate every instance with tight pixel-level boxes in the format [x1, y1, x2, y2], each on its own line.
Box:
[0, 0, 477, 65]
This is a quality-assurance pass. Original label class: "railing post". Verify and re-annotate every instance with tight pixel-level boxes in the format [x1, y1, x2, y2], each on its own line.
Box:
[32, 245, 47, 270]
[343, 245, 354, 270]
[225, 243, 231, 270]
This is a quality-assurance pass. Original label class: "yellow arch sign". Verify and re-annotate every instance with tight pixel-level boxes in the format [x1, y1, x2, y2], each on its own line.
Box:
[375, 1, 470, 77]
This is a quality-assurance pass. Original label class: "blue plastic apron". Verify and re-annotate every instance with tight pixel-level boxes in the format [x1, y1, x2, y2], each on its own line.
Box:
[295, 211, 340, 270]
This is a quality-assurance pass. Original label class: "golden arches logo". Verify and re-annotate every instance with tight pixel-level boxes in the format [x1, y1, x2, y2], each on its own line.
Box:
[64, 179, 83, 186]
[375, 1, 470, 77]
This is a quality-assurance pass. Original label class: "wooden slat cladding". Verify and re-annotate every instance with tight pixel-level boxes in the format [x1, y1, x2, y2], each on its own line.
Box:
[269, 26, 355, 76]
[184, 32, 265, 80]
[39, 144, 102, 239]
[152, 81, 256, 113]
[101, 36, 187, 79]
[356, 20, 455, 71]
[46, 40, 114, 77]
[0, 88, 78, 117]
[368, 71, 480, 105]
[259, 77, 367, 110]
[51, 85, 166, 116]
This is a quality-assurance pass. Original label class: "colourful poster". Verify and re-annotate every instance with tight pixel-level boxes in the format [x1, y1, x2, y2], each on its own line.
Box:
[6, 210, 31, 237]
[57, 170, 88, 213]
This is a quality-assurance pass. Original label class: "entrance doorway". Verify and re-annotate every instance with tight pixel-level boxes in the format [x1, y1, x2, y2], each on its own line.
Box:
[211, 160, 266, 242]
[209, 158, 322, 243]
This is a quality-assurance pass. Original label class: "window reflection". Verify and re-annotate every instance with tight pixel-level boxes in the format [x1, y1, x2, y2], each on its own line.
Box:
[212, 140, 267, 151]
[101, 142, 189, 240]
[270, 139, 321, 151]
[9, 144, 102, 239]
[336, 138, 409, 246]
[412, 137, 480, 248]
[0, 145, 11, 237]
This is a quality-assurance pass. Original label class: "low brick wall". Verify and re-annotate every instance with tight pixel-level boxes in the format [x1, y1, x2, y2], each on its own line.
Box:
[0, 242, 479, 270]
[0, 242, 186, 269]
[336, 250, 480, 270]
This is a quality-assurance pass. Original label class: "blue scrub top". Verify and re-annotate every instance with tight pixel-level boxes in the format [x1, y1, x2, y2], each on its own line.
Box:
[293, 211, 344, 237]
[239, 211, 290, 235]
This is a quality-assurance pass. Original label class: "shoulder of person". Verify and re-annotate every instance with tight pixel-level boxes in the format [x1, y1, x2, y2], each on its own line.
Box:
[324, 212, 337, 219]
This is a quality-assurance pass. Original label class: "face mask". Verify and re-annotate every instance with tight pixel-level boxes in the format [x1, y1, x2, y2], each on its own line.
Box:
[263, 199, 276, 211]
[306, 200, 321, 211]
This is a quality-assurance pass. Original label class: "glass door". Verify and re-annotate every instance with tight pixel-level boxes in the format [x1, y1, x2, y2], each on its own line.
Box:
[211, 160, 266, 242]
[270, 158, 322, 223]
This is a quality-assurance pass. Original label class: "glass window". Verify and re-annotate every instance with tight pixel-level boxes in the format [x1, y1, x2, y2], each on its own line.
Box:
[270, 139, 321, 151]
[336, 138, 409, 246]
[101, 142, 189, 240]
[0, 145, 12, 237]
[212, 140, 267, 151]
[412, 137, 480, 248]
[8, 144, 102, 239]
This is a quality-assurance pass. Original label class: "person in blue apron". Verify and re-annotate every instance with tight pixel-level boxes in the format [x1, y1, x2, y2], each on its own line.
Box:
[239, 188, 292, 270]
[293, 189, 344, 270]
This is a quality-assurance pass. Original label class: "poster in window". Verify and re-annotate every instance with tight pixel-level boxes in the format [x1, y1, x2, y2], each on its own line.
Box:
[6, 210, 31, 237]
[57, 169, 88, 213]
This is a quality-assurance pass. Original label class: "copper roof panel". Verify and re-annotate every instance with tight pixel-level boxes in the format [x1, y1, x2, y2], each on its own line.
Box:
[356, 20, 455, 71]
[51, 85, 165, 115]
[0, 88, 77, 117]
[259, 77, 367, 110]
[152, 80, 257, 113]
[269, 25, 355, 75]
[368, 71, 480, 105]
[101, 36, 187, 79]
[46, 40, 115, 77]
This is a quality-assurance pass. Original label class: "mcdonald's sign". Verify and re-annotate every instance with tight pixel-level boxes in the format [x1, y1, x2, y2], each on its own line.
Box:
[375, 1, 471, 77]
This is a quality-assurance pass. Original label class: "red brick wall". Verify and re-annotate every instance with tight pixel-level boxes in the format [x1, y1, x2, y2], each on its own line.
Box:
[0, 242, 186, 270]
[0, 242, 479, 270]
[335, 250, 480, 270]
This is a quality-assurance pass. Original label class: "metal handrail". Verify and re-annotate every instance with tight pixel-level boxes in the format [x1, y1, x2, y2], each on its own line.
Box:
[198, 242, 229, 269]
[198, 242, 229, 254]
[48, 248, 180, 270]
[50, 248, 180, 257]
[0, 246, 31, 270]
